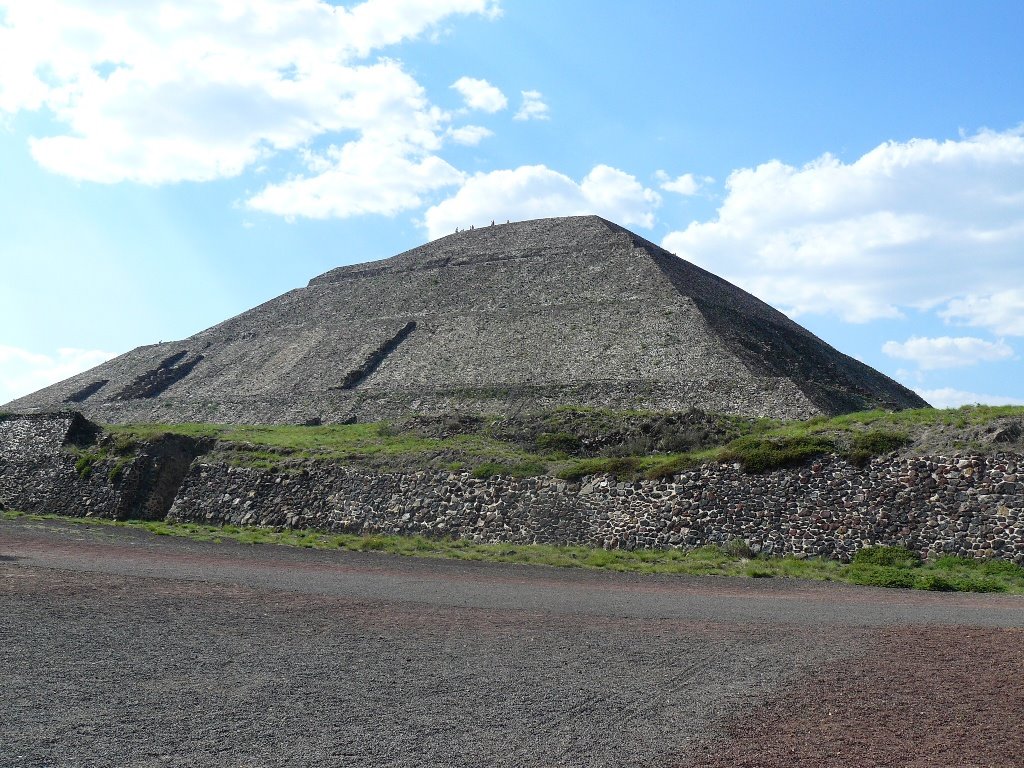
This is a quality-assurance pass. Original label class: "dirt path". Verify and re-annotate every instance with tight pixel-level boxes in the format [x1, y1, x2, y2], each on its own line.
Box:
[2, 517, 1022, 768]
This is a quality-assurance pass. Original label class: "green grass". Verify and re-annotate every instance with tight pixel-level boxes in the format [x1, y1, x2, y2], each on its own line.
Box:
[74, 452, 100, 480]
[470, 460, 548, 479]
[106, 421, 544, 477]
[6, 511, 1023, 594]
[100, 403, 1024, 480]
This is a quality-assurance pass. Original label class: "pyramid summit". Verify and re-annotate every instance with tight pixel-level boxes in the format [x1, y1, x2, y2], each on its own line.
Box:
[7, 216, 927, 423]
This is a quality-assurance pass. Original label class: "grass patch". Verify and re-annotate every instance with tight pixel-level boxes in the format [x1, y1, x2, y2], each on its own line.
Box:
[107, 456, 132, 483]
[852, 545, 921, 568]
[107, 421, 547, 478]
[535, 431, 582, 454]
[844, 545, 1024, 593]
[845, 564, 918, 589]
[97, 403, 1024, 481]
[74, 452, 100, 480]
[7, 512, 1023, 594]
[557, 456, 642, 482]
[847, 429, 910, 466]
[470, 460, 547, 479]
[719, 433, 837, 473]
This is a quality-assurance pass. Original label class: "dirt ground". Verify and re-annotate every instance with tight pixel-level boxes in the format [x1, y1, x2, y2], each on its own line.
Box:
[2, 517, 1022, 768]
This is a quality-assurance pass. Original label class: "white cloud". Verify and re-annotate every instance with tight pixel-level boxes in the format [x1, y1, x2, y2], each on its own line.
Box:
[662, 127, 1024, 327]
[939, 290, 1024, 336]
[915, 387, 1024, 409]
[654, 170, 709, 195]
[450, 76, 507, 113]
[447, 124, 493, 146]
[422, 164, 660, 239]
[0, 346, 118, 404]
[0, 0, 499, 209]
[247, 136, 464, 219]
[882, 336, 1014, 370]
[514, 90, 549, 121]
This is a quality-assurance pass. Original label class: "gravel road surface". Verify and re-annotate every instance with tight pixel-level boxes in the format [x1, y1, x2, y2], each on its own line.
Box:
[2, 517, 1022, 768]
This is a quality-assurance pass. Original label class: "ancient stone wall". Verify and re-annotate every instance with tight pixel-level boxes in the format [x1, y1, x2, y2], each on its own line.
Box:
[165, 455, 1024, 563]
[0, 413, 127, 517]
[2, 414, 1022, 563]
[0, 414, 207, 520]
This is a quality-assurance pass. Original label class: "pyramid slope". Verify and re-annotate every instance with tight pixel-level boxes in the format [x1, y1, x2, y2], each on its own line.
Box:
[6, 216, 927, 423]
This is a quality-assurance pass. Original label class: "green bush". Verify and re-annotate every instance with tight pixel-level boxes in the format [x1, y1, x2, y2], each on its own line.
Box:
[722, 538, 755, 559]
[846, 429, 910, 466]
[974, 558, 1024, 578]
[536, 431, 582, 454]
[914, 573, 956, 591]
[954, 576, 1008, 593]
[471, 460, 547, 479]
[75, 453, 99, 480]
[719, 434, 836, 473]
[557, 456, 641, 482]
[853, 545, 920, 568]
[845, 565, 917, 589]
[645, 454, 704, 480]
[107, 458, 131, 483]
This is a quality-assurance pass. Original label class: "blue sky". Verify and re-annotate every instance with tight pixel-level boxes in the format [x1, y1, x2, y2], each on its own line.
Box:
[2, 0, 1023, 408]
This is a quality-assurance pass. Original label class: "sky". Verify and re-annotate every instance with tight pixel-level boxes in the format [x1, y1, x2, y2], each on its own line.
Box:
[1, 0, 1023, 409]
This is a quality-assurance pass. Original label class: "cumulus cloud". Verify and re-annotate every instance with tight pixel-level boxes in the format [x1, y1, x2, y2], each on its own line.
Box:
[450, 76, 507, 113]
[447, 124, 493, 146]
[0, 346, 118, 405]
[882, 336, 1014, 370]
[0, 0, 499, 213]
[654, 170, 709, 195]
[915, 387, 1024, 409]
[422, 164, 660, 238]
[662, 127, 1024, 328]
[939, 290, 1024, 336]
[247, 137, 464, 219]
[514, 90, 549, 121]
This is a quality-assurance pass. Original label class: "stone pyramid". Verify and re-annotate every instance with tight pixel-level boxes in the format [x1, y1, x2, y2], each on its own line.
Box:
[6, 216, 927, 423]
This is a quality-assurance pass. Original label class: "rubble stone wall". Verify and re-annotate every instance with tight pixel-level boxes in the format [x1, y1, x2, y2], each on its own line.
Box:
[166, 454, 1024, 563]
[3, 414, 1022, 563]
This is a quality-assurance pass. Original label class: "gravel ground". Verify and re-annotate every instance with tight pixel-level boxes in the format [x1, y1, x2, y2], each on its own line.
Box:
[2, 517, 1022, 768]
[677, 625, 1024, 768]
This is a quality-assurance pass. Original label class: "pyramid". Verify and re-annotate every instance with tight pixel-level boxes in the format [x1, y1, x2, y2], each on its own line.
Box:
[6, 216, 927, 423]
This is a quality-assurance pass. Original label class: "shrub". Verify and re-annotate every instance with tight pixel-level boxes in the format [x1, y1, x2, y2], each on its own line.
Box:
[846, 429, 910, 466]
[954, 576, 1008, 593]
[853, 545, 921, 568]
[645, 454, 704, 480]
[108, 457, 131, 483]
[719, 434, 836, 473]
[914, 573, 956, 592]
[722, 538, 755, 559]
[536, 431, 582, 455]
[471, 460, 546, 479]
[845, 565, 917, 589]
[75, 453, 99, 480]
[557, 456, 641, 482]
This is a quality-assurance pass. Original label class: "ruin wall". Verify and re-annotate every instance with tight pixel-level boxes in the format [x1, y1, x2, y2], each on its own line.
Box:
[2, 414, 1021, 563]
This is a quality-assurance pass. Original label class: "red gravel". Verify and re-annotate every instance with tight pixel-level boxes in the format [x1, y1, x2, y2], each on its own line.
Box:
[678, 626, 1024, 768]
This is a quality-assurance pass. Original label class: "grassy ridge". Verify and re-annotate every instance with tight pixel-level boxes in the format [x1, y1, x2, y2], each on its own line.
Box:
[4, 510, 1022, 595]
[102, 404, 1024, 479]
